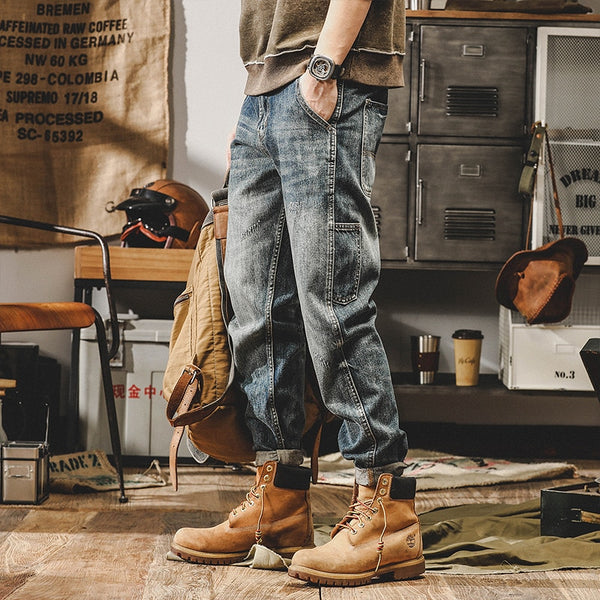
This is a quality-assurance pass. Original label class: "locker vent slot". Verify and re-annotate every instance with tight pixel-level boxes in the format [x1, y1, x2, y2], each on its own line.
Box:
[446, 86, 498, 117]
[444, 208, 496, 240]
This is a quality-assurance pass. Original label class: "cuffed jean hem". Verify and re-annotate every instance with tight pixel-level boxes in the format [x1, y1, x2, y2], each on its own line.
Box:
[354, 461, 408, 487]
[255, 449, 305, 467]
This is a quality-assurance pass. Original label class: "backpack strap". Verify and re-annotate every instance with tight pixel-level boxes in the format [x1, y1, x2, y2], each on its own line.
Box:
[167, 365, 203, 491]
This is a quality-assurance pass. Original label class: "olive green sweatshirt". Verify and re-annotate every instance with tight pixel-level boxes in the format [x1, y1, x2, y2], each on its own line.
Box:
[239, 0, 406, 95]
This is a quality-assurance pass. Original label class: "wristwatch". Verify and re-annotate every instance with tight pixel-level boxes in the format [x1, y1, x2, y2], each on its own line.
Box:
[307, 54, 345, 81]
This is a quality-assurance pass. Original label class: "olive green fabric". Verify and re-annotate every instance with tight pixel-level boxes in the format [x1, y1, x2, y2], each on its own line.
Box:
[184, 499, 600, 572]
[420, 500, 600, 574]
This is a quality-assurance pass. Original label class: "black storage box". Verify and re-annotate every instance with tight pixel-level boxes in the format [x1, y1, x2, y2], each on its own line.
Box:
[541, 481, 600, 537]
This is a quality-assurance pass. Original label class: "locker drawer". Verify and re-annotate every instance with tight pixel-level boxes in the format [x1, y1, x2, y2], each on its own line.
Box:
[415, 144, 524, 262]
[418, 25, 528, 138]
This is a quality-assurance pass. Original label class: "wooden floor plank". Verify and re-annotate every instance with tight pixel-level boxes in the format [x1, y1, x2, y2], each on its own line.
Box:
[141, 532, 219, 600]
[1, 510, 157, 600]
[546, 570, 600, 600]
[321, 572, 573, 600]
[0, 460, 597, 599]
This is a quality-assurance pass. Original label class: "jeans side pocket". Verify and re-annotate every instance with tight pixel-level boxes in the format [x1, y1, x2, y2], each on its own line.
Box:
[361, 99, 388, 198]
[295, 78, 339, 128]
[332, 223, 361, 305]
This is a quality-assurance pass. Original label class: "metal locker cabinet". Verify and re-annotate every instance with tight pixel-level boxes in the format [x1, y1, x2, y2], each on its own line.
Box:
[414, 144, 524, 262]
[383, 25, 412, 136]
[372, 142, 410, 262]
[418, 25, 528, 138]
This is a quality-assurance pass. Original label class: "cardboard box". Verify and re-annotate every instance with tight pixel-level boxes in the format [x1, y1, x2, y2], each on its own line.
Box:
[499, 274, 600, 391]
[79, 318, 191, 458]
[541, 481, 600, 537]
[499, 306, 597, 391]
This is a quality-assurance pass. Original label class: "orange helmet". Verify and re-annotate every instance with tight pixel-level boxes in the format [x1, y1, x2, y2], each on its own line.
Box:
[116, 179, 209, 249]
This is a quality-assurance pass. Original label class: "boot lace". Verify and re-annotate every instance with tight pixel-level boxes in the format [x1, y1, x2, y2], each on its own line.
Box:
[336, 496, 388, 573]
[231, 482, 268, 544]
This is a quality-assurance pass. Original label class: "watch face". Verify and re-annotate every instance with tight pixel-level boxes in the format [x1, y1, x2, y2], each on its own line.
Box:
[311, 57, 333, 80]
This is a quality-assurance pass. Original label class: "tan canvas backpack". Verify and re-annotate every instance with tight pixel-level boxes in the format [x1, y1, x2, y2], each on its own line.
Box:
[163, 183, 329, 490]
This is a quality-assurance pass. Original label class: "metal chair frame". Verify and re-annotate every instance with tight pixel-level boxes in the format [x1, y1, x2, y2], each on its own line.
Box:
[0, 215, 127, 503]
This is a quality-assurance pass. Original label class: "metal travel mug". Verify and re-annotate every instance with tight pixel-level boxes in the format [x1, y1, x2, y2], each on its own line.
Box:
[410, 335, 441, 384]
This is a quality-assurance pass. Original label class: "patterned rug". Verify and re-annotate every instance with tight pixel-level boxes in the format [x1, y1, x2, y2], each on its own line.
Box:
[305, 451, 578, 491]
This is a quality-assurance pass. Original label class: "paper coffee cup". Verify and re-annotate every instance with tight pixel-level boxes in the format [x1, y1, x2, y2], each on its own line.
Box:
[452, 329, 483, 386]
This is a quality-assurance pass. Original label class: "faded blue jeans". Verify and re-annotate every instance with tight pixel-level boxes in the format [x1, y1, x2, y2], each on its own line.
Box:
[224, 79, 408, 486]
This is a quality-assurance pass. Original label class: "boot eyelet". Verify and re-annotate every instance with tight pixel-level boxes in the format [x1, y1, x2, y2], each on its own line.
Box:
[266, 464, 273, 472]
[351, 528, 357, 535]
[249, 501, 255, 506]
[263, 475, 271, 482]
[381, 478, 388, 485]
[241, 506, 246, 511]
[372, 508, 378, 514]
[358, 522, 365, 528]
[379, 488, 386, 495]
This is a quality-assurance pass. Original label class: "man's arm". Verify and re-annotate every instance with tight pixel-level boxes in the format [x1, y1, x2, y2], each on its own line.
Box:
[300, 0, 373, 121]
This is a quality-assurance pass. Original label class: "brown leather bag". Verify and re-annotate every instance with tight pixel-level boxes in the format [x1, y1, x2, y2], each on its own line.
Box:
[495, 124, 587, 325]
[163, 182, 330, 490]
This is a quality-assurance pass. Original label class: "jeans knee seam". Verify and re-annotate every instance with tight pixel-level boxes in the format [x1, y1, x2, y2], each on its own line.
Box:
[342, 361, 378, 467]
[265, 207, 288, 446]
[325, 98, 377, 465]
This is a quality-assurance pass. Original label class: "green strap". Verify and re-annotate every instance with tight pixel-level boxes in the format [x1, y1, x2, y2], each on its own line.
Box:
[518, 122, 546, 198]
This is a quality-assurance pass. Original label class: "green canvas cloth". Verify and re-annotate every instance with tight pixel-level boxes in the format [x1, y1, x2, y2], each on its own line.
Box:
[168, 500, 600, 573]
[420, 500, 600, 574]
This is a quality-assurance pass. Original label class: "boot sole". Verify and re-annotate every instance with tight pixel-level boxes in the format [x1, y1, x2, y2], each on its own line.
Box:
[171, 543, 315, 566]
[288, 556, 425, 587]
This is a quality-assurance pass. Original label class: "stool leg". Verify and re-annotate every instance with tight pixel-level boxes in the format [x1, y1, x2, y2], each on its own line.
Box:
[94, 313, 128, 503]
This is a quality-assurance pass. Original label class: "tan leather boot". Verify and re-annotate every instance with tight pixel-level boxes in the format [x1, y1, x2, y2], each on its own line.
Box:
[288, 474, 424, 586]
[171, 461, 314, 565]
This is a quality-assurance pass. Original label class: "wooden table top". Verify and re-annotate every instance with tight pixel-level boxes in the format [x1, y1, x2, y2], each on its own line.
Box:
[74, 246, 194, 283]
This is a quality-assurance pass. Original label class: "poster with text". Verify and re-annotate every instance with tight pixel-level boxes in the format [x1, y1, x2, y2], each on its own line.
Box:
[0, 1, 170, 247]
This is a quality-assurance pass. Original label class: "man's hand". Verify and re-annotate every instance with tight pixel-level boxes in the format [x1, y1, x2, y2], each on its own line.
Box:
[299, 71, 338, 122]
[298, 0, 372, 122]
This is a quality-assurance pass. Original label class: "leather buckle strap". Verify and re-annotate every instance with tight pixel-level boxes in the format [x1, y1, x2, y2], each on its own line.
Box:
[167, 365, 203, 491]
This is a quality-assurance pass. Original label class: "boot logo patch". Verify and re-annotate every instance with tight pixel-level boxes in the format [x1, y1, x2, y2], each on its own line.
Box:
[406, 534, 416, 549]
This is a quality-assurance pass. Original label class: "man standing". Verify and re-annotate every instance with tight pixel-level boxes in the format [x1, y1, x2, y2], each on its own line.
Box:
[171, 0, 425, 586]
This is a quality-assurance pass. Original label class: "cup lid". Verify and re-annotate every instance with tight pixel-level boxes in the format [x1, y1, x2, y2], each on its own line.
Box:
[452, 329, 483, 340]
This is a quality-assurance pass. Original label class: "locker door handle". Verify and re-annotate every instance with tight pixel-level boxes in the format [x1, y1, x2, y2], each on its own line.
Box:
[416, 179, 424, 225]
[419, 59, 426, 102]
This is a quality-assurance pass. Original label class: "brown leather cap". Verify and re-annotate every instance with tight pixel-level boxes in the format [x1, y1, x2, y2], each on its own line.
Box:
[495, 237, 588, 325]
